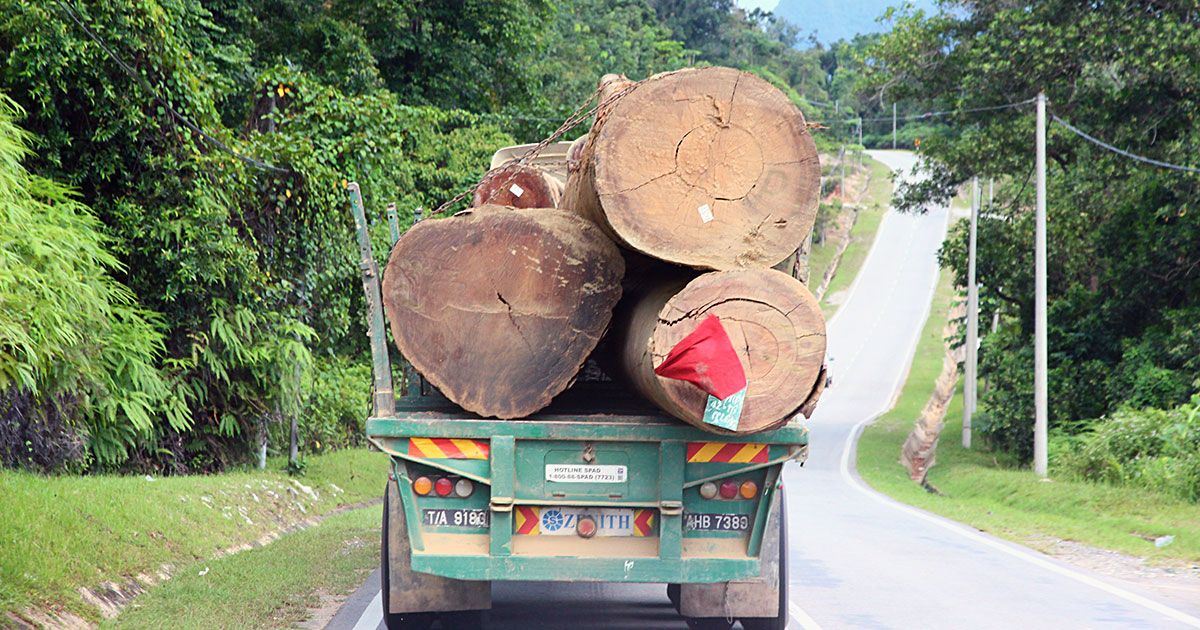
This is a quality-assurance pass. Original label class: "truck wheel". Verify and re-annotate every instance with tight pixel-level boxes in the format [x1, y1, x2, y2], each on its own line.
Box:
[741, 490, 788, 630]
[667, 583, 681, 609]
[439, 609, 490, 630]
[382, 486, 435, 630]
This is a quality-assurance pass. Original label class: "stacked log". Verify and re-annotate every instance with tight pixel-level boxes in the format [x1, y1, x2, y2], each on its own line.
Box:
[561, 66, 821, 271]
[377, 65, 826, 432]
[610, 268, 826, 434]
[380, 205, 623, 419]
[471, 164, 563, 209]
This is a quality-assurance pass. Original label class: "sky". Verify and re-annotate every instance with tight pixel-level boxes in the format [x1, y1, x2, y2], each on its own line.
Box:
[738, 0, 781, 10]
[738, 0, 938, 45]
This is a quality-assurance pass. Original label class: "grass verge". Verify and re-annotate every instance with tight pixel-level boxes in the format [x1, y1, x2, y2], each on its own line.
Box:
[105, 505, 381, 630]
[856, 268, 1200, 564]
[816, 155, 893, 318]
[0, 447, 389, 624]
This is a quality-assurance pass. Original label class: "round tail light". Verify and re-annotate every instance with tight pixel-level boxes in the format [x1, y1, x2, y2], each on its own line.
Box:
[455, 478, 474, 498]
[699, 481, 718, 500]
[740, 481, 758, 499]
[577, 516, 597, 538]
[719, 480, 738, 499]
[434, 477, 453, 496]
[413, 476, 433, 496]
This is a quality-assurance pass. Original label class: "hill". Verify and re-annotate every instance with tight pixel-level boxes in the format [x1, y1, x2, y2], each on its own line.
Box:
[771, 0, 936, 44]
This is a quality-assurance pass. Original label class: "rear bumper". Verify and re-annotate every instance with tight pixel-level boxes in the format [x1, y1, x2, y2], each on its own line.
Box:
[411, 533, 762, 582]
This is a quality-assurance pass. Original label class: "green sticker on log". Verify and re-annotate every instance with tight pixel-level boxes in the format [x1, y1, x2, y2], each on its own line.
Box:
[703, 387, 746, 431]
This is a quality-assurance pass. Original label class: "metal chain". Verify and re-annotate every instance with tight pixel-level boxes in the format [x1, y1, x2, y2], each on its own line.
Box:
[430, 74, 669, 217]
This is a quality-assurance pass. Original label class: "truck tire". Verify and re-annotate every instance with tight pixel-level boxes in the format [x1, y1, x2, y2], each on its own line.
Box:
[381, 487, 435, 630]
[741, 490, 788, 630]
[439, 609, 490, 630]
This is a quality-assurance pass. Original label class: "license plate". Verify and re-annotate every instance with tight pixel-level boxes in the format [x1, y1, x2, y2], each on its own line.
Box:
[684, 512, 750, 532]
[422, 508, 490, 528]
[545, 464, 628, 483]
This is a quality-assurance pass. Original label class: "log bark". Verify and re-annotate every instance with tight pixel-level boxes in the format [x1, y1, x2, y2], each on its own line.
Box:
[901, 301, 966, 484]
[471, 164, 563, 209]
[381, 205, 624, 419]
[562, 66, 821, 270]
[612, 268, 826, 433]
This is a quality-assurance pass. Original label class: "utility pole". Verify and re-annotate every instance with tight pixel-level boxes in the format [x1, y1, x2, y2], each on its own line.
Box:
[892, 103, 897, 149]
[964, 177, 979, 448]
[835, 99, 839, 116]
[857, 117, 864, 168]
[1034, 92, 1049, 477]
[840, 144, 846, 205]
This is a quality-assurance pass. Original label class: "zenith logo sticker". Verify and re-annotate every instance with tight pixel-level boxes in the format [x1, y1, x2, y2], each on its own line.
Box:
[541, 509, 571, 532]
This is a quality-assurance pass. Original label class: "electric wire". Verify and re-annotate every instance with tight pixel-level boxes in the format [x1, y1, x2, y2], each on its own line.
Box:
[56, 0, 293, 174]
[1049, 111, 1200, 174]
[809, 97, 1037, 126]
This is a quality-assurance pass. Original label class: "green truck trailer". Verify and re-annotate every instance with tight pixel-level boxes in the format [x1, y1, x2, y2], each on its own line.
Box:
[348, 146, 811, 630]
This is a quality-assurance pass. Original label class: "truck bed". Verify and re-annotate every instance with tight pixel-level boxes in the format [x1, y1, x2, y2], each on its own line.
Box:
[370, 381, 809, 444]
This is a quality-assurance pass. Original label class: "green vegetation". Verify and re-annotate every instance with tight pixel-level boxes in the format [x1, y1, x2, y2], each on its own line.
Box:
[857, 269, 1200, 564]
[0, 0, 878, 475]
[107, 505, 381, 630]
[818, 155, 893, 317]
[1052, 398, 1200, 503]
[860, 1, 1200, 472]
[0, 448, 386, 622]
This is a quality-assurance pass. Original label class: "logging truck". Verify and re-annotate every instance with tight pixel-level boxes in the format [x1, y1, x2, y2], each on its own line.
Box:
[354, 67, 825, 630]
[350, 148, 810, 630]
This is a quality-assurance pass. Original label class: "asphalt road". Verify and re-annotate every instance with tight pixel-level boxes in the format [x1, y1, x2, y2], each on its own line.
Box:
[326, 151, 1200, 630]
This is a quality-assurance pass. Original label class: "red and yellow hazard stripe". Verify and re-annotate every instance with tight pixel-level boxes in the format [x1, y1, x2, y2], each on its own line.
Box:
[515, 506, 539, 535]
[633, 509, 655, 536]
[686, 442, 768, 463]
[408, 437, 489, 459]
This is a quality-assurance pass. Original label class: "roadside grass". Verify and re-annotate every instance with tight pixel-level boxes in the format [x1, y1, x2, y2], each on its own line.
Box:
[0, 447, 388, 623]
[106, 505, 381, 630]
[817, 155, 893, 318]
[856, 268, 1200, 564]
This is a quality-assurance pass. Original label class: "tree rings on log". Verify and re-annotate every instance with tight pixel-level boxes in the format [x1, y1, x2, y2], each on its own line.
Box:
[562, 66, 820, 270]
[471, 164, 563, 209]
[381, 205, 624, 418]
[614, 268, 825, 433]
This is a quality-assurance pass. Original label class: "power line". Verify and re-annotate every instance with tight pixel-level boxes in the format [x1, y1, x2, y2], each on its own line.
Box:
[56, 0, 292, 175]
[1049, 111, 1200, 174]
[810, 98, 1037, 126]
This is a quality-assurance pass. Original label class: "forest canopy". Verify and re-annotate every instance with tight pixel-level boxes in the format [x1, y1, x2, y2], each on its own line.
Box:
[0, 0, 868, 473]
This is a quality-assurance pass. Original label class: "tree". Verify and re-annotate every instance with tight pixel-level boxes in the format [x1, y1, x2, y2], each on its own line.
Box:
[860, 0, 1200, 460]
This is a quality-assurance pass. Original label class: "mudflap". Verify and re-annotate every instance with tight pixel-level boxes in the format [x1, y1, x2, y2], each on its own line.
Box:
[679, 486, 783, 619]
[384, 478, 491, 613]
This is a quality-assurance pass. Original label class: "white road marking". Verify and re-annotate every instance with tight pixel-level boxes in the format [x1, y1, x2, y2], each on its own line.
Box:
[789, 600, 825, 630]
[352, 590, 382, 630]
[838, 380, 1200, 629]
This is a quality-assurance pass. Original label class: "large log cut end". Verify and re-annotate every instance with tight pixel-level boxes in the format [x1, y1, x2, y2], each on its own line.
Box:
[617, 269, 826, 434]
[563, 67, 821, 270]
[381, 206, 624, 418]
[471, 164, 564, 209]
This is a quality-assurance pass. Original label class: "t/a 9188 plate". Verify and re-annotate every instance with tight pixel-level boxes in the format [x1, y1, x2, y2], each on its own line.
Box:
[684, 512, 750, 532]
[423, 508, 490, 528]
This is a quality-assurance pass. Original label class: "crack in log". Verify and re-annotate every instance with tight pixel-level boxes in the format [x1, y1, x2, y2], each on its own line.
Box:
[657, 297, 778, 326]
[496, 292, 535, 354]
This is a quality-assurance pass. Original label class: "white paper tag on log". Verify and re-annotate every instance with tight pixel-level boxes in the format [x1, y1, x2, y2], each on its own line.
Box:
[702, 387, 746, 431]
[509, 183, 525, 198]
[697, 204, 714, 223]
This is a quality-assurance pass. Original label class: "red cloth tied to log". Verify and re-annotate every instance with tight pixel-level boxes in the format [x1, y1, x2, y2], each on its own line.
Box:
[653, 315, 747, 400]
